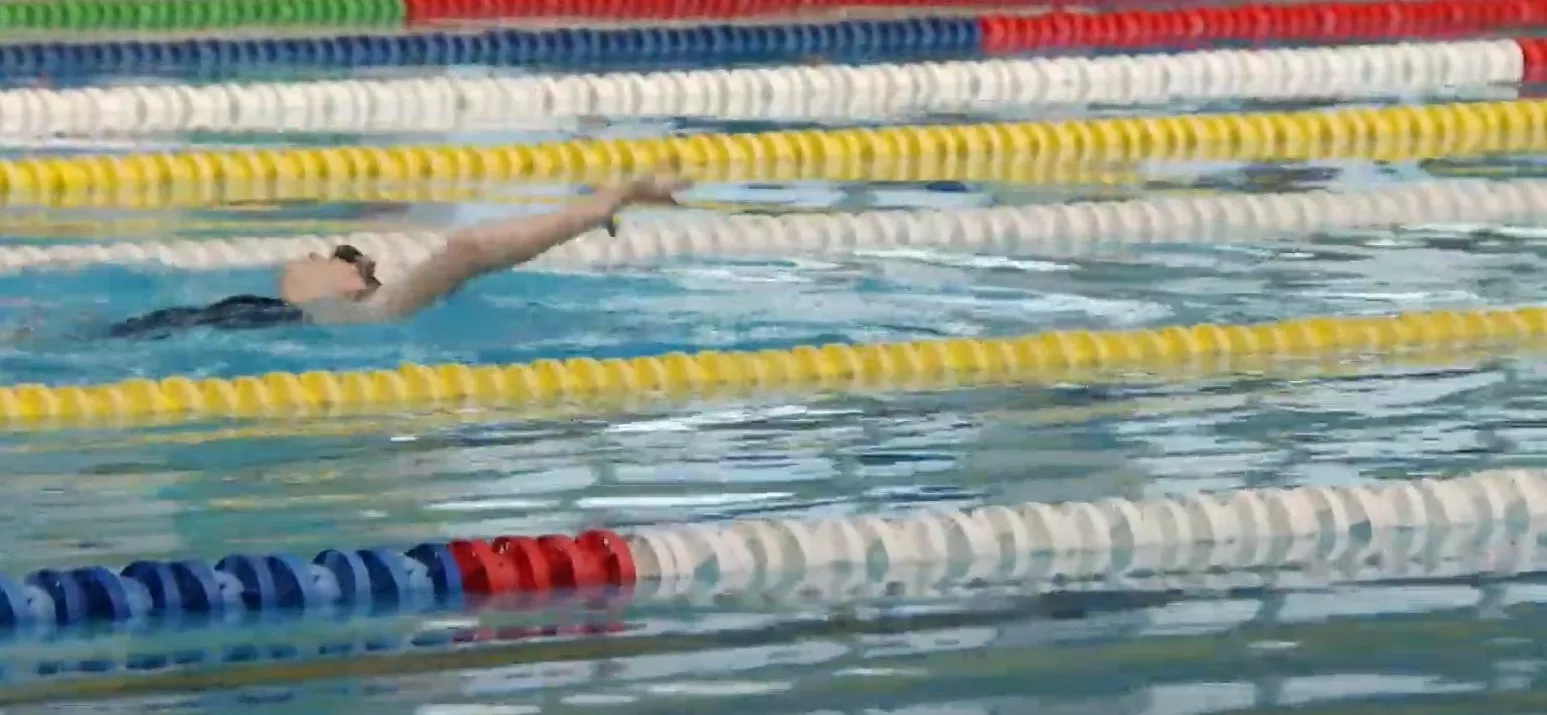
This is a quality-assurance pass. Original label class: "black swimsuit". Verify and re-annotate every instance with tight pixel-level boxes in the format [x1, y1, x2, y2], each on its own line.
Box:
[105, 295, 304, 340]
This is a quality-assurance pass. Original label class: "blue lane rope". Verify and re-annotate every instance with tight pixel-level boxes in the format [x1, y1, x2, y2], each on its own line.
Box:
[0, 527, 633, 635]
[0, 18, 983, 77]
[0, 545, 466, 631]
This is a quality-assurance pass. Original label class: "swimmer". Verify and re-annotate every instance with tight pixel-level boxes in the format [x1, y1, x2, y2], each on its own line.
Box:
[102, 173, 690, 340]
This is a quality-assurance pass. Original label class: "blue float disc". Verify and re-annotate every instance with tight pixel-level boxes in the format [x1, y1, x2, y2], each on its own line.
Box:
[75, 567, 130, 621]
[305, 563, 341, 608]
[394, 552, 431, 593]
[211, 572, 246, 615]
[122, 561, 180, 614]
[0, 575, 33, 630]
[315, 549, 371, 606]
[25, 569, 86, 625]
[264, 554, 318, 610]
[215, 555, 278, 612]
[391, 553, 436, 612]
[169, 560, 224, 615]
[406, 543, 463, 604]
[356, 549, 409, 610]
[22, 587, 54, 629]
[119, 574, 153, 621]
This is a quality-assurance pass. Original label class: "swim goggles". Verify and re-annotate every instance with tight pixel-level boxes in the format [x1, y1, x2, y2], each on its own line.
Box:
[332, 244, 381, 288]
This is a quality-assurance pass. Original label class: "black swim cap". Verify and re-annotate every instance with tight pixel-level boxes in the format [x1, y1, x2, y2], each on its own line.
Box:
[332, 244, 365, 263]
[331, 244, 380, 288]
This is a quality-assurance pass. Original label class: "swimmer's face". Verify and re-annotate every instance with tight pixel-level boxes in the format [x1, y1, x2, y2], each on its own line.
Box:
[278, 245, 380, 305]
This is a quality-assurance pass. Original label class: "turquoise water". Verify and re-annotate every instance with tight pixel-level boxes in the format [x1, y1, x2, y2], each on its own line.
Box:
[2, 76, 1547, 712]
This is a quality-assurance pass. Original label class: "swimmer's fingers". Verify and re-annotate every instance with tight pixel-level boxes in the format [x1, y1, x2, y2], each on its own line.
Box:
[621, 172, 691, 205]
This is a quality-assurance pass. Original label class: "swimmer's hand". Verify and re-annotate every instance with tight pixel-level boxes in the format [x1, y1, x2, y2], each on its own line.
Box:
[619, 173, 692, 205]
[601, 173, 692, 236]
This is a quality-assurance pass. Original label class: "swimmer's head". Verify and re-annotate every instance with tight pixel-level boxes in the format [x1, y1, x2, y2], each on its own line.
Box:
[278, 244, 380, 305]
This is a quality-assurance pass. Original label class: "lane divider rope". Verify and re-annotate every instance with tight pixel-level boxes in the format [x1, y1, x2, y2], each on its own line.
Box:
[0, 166, 1146, 208]
[0, 305, 1543, 426]
[1, 38, 1532, 135]
[0, 340, 1504, 459]
[0, 0, 404, 32]
[407, 0, 1111, 23]
[0, 342, 1512, 449]
[0, 180, 896, 210]
[0, 514, 1531, 689]
[627, 467, 1547, 600]
[0, 17, 983, 76]
[979, 0, 1547, 55]
[0, 467, 1539, 639]
[10, 179, 1547, 276]
[8, 0, 1547, 77]
[0, 0, 1029, 30]
[2, 99, 1547, 199]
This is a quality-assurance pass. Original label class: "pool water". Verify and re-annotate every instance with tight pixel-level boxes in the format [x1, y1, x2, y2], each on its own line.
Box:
[2, 72, 1547, 713]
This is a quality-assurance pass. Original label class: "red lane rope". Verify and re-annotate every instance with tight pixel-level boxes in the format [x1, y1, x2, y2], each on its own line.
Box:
[981, 0, 1547, 53]
[407, 0, 1180, 23]
[404, 0, 1547, 43]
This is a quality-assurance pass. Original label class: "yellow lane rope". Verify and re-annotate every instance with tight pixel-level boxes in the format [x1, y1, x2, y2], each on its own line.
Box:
[0, 99, 1541, 206]
[0, 183, 814, 220]
[0, 305, 1539, 429]
[0, 337, 1511, 449]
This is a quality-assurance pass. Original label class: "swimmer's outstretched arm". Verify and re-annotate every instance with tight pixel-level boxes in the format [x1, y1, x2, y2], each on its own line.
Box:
[367, 174, 689, 319]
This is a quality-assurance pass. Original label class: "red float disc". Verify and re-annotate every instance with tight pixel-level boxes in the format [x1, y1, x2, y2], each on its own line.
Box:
[978, 16, 1007, 53]
[577, 529, 638, 586]
[1174, 9, 1207, 42]
[538, 534, 605, 589]
[448, 539, 518, 595]
[493, 536, 553, 592]
[1045, 12, 1075, 48]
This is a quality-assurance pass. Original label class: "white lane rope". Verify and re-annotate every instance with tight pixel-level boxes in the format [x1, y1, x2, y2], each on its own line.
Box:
[0, 39, 1524, 136]
[625, 468, 1547, 601]
[3, 178, 1544, 276]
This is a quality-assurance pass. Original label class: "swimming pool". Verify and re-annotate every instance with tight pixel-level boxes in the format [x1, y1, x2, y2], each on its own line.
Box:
[4, 2, 1547, 713]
